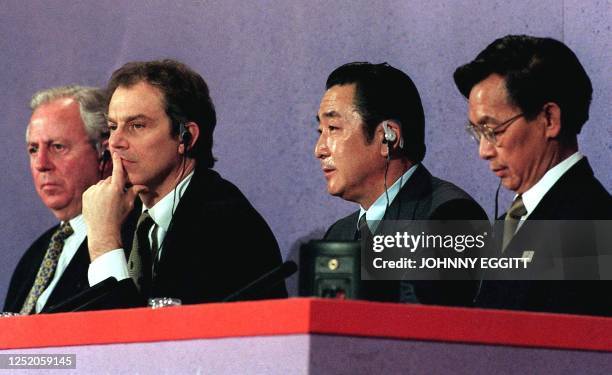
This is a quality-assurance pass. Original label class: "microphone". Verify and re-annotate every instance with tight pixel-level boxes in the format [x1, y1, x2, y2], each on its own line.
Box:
[44, 277, 144, 313]
[222, 261, 297, 302]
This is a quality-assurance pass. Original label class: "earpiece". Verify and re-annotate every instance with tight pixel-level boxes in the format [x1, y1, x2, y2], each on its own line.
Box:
[100, 149, 111, 163]
[382, 121, 397, 143]
[381, 121, 404, 149]
[179, 123, 191, 149]
[98, 149, 111, 179]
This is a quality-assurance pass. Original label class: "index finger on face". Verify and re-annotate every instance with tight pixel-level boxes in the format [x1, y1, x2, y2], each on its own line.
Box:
[110, 151, 126, 187]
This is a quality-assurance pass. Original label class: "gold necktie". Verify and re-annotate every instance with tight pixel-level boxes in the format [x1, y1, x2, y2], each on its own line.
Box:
[128, 211, 156, 295]
[502, 196, 527, 251]
[20, 222, 74, 314]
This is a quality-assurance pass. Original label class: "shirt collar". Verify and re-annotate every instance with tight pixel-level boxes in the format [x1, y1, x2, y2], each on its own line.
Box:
[145, 171, 194, 231]
[358, 164, 418, 231]
[520, 152, 583, 218]
[65, 214, 86, 237]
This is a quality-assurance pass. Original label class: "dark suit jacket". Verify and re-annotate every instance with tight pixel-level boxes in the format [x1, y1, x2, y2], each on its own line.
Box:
[324, 164, 488, 306]
[69, 166, 287, 311]
[3, 226, 90, 313]
[475, 158, 612, 316]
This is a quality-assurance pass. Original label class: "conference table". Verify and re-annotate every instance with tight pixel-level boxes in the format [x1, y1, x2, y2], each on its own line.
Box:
[1, 298, 611, 373]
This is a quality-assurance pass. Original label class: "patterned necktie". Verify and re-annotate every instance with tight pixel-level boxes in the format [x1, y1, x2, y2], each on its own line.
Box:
[20, 222, 74, 314]
[128, 210, 156, 295]
[502, 195, 527, 251]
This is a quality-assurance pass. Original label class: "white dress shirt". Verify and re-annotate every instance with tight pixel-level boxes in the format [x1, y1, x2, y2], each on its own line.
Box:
[36, 214, 87, 313]
[357, 164, 418, 233]
[88, 172, 194, 286]
[516, 151, 583, 228]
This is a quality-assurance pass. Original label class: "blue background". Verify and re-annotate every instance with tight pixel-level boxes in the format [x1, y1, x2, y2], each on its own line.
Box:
[1, 0, 609, 299]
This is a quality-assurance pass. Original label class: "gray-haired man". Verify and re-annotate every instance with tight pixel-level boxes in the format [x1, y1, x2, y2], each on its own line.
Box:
[4, 86, 109, 314]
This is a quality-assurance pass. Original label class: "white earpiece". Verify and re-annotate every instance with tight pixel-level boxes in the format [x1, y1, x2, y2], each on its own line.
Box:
[382, 121, 397, 143]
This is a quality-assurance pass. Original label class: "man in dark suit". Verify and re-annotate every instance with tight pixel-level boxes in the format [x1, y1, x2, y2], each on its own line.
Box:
[81, 60, 286, 309]
[4, 86, 109, 314]
[454, 35, 612, 315]
[315, 62, 487, 305]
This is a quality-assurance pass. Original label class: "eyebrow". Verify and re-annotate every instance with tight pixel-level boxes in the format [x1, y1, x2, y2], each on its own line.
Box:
[106, 114, 153, 123]
[480, 115, 498, 123]
[316, 110, 341, 123]
[26, 138, 69, 146]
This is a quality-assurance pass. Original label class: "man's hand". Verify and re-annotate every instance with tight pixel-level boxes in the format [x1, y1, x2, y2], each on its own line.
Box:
[83, 152, 147, 261]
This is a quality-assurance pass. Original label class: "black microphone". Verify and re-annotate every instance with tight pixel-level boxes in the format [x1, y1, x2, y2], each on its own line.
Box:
[44, 277, 144, 313]
[222, 261, 297, 302]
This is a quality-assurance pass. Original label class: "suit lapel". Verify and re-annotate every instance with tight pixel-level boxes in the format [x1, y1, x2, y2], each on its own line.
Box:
[503, 158, 593, 250]
[383, 164, 432, 224]
[500, 158, 596, 260]
[42, 239, 90, 309]
[6, 226, 57, 312]
[151, 168, 211, 282]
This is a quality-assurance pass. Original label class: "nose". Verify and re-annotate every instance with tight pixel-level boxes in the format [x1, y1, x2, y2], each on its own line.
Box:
[33, 148, 53, 171]
[314, 132, 329, 159]
[109, 126, 128, 152]
[478, 137, 496, 160]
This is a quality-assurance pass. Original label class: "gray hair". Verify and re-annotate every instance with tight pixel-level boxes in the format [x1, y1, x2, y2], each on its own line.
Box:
[28, 85, 108, 154]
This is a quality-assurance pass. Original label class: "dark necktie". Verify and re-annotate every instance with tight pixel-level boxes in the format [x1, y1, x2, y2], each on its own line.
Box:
[355, 214, 372, 241]
[502, 195, 527, 251]
[128, 211, 157, 295]
[20, 222, 74, 314]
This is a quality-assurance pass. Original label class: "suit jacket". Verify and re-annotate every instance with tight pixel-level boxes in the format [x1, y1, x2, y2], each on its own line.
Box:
[4, 209, 141, 313]
[324, 164, 488, 306]
[69, 166, 287, 311]
[3, 226, 90, 313]
[475, 158, 612, 316]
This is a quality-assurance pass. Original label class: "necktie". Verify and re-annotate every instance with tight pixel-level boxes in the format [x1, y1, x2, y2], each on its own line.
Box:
[355, 214, 372, 241]
[502, 195, 527, 251]
[20, 222, 74, 314]
[128, 211, 156, 295]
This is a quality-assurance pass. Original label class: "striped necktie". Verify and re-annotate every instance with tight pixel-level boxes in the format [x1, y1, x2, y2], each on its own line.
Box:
[20, 222, 73, 314]
[502, 195, 527, 251]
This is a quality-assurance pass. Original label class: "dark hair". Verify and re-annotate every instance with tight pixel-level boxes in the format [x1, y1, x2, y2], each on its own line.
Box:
[454, 35, 592, 140]
[107, 59, 217, 168]
[326, 62, 426, 162]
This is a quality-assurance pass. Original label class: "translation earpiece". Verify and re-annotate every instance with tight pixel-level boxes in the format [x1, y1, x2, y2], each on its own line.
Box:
[179, 123, 191, 149]
[100, 149, 111, 163]
[382, 121, 397, 143]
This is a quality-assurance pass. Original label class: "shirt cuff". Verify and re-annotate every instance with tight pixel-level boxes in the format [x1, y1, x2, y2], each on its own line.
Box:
[88, 248, 130, 286]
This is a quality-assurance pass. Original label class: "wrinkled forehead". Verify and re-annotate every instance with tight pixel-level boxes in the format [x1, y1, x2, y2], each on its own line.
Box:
[108, 81, 167, 122]
[468, 74, 518, 121]
[27, 99, 87, 142]
[317, 84, 360, 122]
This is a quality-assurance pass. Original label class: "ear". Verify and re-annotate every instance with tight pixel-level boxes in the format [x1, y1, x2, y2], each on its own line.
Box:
[178, 121, 200, 155]
[542, 102, 562, 139]
[379, 120, 402, 158]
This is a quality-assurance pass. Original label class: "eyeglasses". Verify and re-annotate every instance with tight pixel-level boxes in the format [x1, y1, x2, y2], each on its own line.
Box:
[465, 112, 524, 145]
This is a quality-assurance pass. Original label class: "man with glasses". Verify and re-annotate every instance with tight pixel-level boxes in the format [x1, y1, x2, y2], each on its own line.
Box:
[454, 35, 611, 315]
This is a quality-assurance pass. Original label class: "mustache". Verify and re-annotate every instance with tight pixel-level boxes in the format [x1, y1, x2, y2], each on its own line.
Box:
[320, 161, 335, 170]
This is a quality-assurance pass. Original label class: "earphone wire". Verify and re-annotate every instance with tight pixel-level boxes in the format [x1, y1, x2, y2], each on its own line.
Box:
[383, 143, 391, 219]
[473, 179, 503, 303]
[151, 129, 189, 276]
